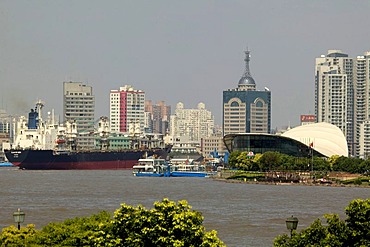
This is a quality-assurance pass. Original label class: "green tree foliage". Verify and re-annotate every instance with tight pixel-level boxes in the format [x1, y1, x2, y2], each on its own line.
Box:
[227, 151, 241, 169]
[345, 199, 370, 246]
[31, 211, 111, 246]
[228, 151, 370, 173]
[328, 155, 340, 170]
[310, 157, 331, 172]
[0, 224, 37, 246]
[227, 151, 260, 171]
[94, 198, 225, 247]
[331, 155, 370, 174]
[234, 151, 250, 170]
[357, 159, 370, 174]
[332, 156, 361, 173]
[258, 152, 282, 171]
[274, 199, 370, 247]
[0, 199, 224, 246]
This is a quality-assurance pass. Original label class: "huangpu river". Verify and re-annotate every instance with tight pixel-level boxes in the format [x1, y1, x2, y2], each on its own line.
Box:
[0, 168, 368, 246]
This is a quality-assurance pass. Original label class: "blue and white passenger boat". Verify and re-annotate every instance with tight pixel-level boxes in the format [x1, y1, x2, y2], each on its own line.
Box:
[132, 158, 170, 177]
[169, 158, 216, 178]
[132, 158, 217, 178]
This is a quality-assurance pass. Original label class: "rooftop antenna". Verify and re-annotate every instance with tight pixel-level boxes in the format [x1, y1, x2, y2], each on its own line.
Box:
[243, 46, 252, 77]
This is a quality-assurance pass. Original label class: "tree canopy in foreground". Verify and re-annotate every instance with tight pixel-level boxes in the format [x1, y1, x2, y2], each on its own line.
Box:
[274, 198, 370, 247]
[0, 198, 225, 247]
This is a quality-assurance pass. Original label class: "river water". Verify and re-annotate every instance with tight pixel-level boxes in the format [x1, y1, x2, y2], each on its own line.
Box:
[0, 168, 368, 246]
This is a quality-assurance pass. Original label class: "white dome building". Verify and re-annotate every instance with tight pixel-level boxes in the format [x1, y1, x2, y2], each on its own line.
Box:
[282, 122, 348, 157]
[223, 122, 348, 158]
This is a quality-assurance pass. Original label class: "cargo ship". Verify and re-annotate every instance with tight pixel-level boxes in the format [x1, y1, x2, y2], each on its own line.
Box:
[5, 146, 171, 170]
[5, 101, 171, 170]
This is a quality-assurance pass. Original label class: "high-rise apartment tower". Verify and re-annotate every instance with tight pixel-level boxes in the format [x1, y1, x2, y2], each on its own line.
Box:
[63, 81, 95, 150]
[110, 85, 145, 133]
[315, 50, 370, 157]
[170, 102, 214, 142]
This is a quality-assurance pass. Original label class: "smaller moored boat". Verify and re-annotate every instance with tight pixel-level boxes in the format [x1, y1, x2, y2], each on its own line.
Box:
[0, 162, 15, 168]
[169, 158, 217, 178]
[132, 158, 170, 177]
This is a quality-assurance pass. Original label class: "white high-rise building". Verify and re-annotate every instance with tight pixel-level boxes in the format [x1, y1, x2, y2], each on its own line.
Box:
[170, 102, 214, 142]
[355, 52, 370, 158]
[359, 120, 370, 159]
[109, 85, 145, 134]
[63, 82, 95, 150]
[315, 50, 370, 157]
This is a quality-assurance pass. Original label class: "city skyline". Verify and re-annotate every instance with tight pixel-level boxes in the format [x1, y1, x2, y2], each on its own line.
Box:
[1, 1, 370, 129]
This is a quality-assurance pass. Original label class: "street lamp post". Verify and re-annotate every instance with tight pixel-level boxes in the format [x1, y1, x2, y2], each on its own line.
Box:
[286, 215, 298, 237]
[13, 208, 25, 230]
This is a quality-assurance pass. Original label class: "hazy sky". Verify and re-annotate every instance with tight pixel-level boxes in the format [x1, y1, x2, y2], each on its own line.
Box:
[1, 0, 370, 129]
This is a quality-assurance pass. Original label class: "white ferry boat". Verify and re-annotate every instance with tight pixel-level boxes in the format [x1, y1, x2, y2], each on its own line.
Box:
[132, 158, 170, 177]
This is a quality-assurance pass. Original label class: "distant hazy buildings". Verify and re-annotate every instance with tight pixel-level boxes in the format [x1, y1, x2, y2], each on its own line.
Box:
[315, 50, 370, 157]
[166, 135, 199, 154]
[145, 100, 171, 134]
[201, 133, 227, 157]
[223, 50, 271, 135]
[0, 109, 11, 162]
[170, 102, 214, 142]
[110, 85, 145, 133]
[0, 109, 10, 134]
[143, 111, 152, 133]
[63, 82, 95, 149]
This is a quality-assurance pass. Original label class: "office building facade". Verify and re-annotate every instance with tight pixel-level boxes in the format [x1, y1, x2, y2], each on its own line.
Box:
[223, 50, 271, 135]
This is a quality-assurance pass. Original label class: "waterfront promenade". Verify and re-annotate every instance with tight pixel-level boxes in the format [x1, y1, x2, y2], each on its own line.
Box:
[215, 170, 370, 188]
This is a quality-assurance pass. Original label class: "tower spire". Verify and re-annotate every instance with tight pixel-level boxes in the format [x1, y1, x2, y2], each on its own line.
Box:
[238, 48, 256, 89]
[243, 48, 252, 77]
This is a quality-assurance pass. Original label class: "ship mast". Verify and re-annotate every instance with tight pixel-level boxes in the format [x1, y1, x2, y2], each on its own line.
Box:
[97, 116, 110, 150]
[35, 100, 44, 127]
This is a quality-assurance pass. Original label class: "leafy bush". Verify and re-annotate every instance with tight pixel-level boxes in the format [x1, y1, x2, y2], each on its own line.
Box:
[0, 224, 37, 246]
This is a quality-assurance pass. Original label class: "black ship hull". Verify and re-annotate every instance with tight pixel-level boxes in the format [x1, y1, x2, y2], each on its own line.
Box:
[5, 147, 171, 170]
